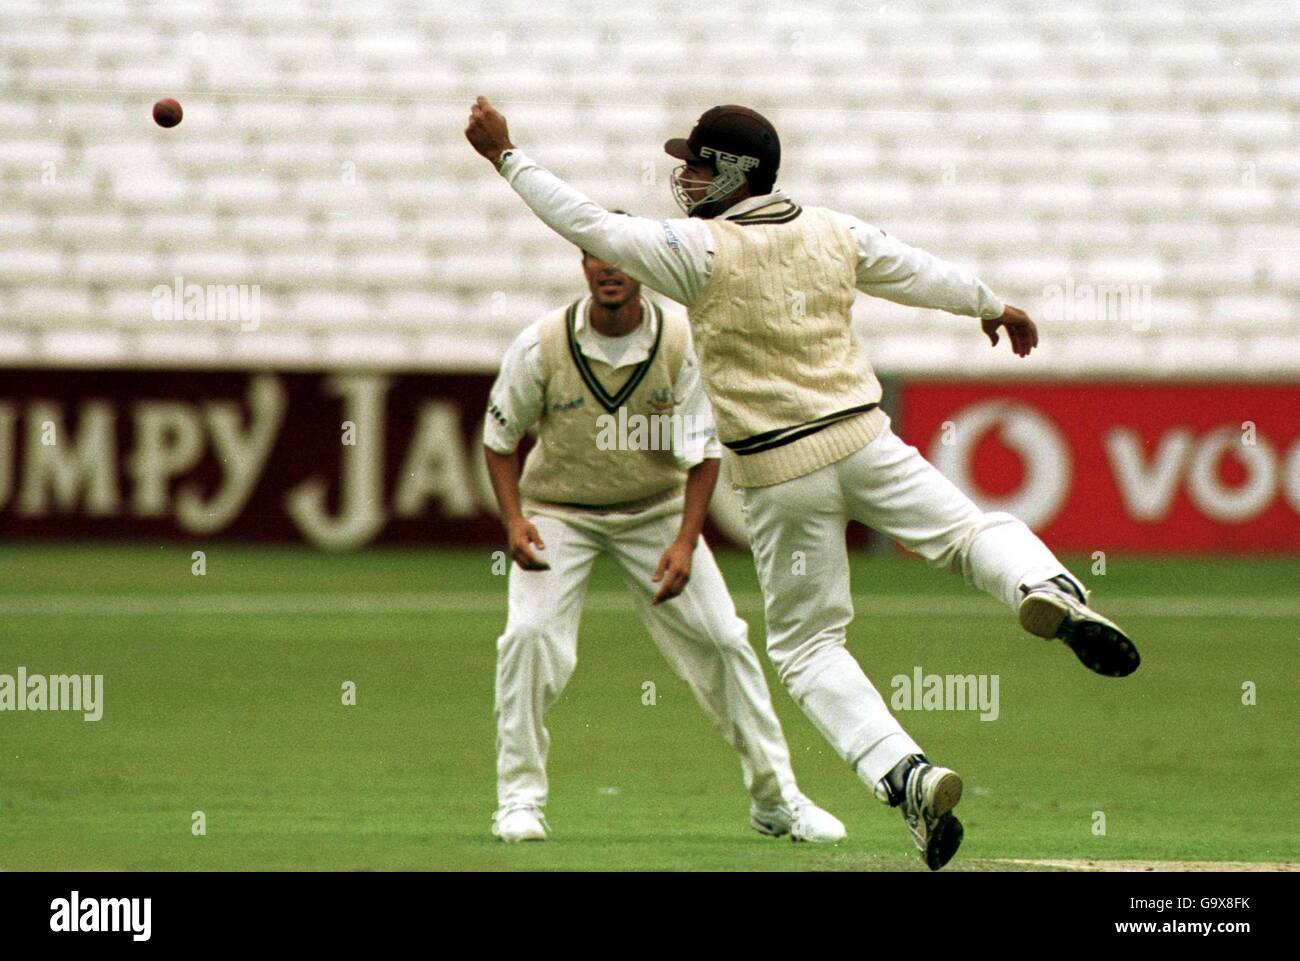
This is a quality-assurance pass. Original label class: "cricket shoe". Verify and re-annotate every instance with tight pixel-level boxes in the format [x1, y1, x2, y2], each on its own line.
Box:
[491, 805, 548, 843]
[750, 795, 847, 843]
[881, 756, 964, 870]
[1018, 575, 1140, 678]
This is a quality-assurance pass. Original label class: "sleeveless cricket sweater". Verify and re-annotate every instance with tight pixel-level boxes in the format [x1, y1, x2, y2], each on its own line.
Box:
[518, 299, 691, 508]
[689, 203, 889, 488]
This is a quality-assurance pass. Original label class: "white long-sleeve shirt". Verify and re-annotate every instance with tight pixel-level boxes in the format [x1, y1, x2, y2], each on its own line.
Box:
[497, 149, 1006, 318]
[483, 293, 722, 472]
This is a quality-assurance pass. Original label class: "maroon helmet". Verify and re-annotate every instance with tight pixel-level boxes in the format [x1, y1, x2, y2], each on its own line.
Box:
[664, 105, 781, 216]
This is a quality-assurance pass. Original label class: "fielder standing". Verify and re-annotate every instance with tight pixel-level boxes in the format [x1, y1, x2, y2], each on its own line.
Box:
[467, 97, 1141, 869]
[482, 237, 845, 844]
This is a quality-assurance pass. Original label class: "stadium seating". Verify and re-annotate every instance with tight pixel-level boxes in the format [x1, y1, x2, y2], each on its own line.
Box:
[0, 0, 1295, 376]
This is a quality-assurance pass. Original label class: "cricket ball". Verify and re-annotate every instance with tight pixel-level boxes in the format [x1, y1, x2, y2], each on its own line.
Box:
[152, 98, 183, 128]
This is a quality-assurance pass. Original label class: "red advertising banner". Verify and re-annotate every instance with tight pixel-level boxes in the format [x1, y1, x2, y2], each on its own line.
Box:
[2, 371, 1297, 552]
[0, 370, 505, 549]
[896, 383, 1300, 552]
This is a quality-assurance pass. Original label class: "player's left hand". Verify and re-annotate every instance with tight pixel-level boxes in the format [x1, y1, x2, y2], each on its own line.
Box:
[982, 305, 1039, 357]
[465, 96, 515, 166]
[651, 538, 694, 605]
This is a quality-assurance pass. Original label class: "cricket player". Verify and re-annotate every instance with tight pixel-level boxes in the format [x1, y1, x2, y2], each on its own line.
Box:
[466, 97, 1141, 869]
[481, 236, 845, 844]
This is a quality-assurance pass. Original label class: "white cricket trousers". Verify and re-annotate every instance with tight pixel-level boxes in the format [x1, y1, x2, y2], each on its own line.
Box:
[494, 499, 801, 811]
[739, 425, 1074, 789]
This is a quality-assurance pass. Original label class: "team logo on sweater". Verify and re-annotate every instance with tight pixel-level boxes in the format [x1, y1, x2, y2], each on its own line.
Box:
[646, 387, 676, 413]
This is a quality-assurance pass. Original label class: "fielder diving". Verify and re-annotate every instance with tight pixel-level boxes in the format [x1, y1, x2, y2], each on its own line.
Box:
[466, 96, 1140, 869]
[482, 237, 845, 844]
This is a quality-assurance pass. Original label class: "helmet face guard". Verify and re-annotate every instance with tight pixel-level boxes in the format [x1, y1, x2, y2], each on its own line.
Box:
[669, 160, 748, 217]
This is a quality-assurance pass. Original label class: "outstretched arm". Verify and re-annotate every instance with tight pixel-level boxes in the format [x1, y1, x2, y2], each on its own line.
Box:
[465, 96, 711, 305]
[846, 216, 1039, 357]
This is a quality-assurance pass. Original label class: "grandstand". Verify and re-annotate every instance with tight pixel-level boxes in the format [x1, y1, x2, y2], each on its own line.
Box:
[0, 0, 1296, 377]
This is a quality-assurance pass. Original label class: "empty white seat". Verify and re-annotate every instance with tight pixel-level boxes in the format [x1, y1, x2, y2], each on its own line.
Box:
[353, 31, 425, 62]
[1014, 181, 1096, 215]
[1215, 110, 1295, 145]
[262, 252, 339, 284]
[291, 291, 373, 327]
[376, 291, 463, 328]
[327, 214, 406, 244]
[228, 332, 318, 366]
[1169, 253, 1260, 291]
[106, 289, 160, 328]
[321, 332, 410, 365]
[1081, 257, 1168, 286]
[164, 250, 254, 278]
[203, 176, 284, 208]
[1207, 294, 1296, 326]
[1198, 185, 1278, 219]
[345, 251, 430, 285]
[39, 329, 127, 363]
[1245, 336, 1300, 370]
[1106, 183, 1188, 216]
[0, 211, 43, 239]
[12, 286, 93, 320]
[0, 141, 66, 168]
[991, 255, 1073, 290]
[135, 332, 225, 365]
[261, 140, 339, 170]
[138, 212, 221, 244]
[72, 249, 160, 284]
[0, 329, 34, 362]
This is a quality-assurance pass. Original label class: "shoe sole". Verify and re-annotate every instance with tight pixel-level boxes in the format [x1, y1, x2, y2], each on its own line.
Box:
[750, 815, 788, 838]
[928, 769, 964, 819]
[926, 813, 964, 870]
[1019, 594, 1141, 678]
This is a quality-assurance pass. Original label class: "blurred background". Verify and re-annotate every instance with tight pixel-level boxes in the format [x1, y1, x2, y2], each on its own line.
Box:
[0, 0, 1296, 551]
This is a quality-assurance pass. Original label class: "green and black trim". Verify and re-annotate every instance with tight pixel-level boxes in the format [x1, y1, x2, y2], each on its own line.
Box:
[565, 298, 664, 414]
[729, 198, 803, 225]
[724, 403, 879, 456]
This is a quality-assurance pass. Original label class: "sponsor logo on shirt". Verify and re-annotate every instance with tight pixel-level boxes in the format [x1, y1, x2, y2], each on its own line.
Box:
[660, 220, 682, 252]
[548, 396, 585, 414]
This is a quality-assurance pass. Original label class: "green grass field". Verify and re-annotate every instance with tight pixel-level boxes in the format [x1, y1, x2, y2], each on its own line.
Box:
[0, 544, 1295, 871]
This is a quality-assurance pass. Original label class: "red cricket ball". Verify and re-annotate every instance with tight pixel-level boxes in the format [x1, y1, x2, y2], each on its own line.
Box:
[152, 98, 183, 128]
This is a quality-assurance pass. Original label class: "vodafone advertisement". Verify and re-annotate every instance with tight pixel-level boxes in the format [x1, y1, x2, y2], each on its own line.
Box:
[898, 383, 1300, 553]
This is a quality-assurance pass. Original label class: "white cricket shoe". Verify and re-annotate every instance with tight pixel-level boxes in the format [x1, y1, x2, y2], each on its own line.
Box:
[900, 761, 964, 871]
[1018, 575, 1140, 678]
[491, 806, 548, 843]
[750, 795, 847, 843]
